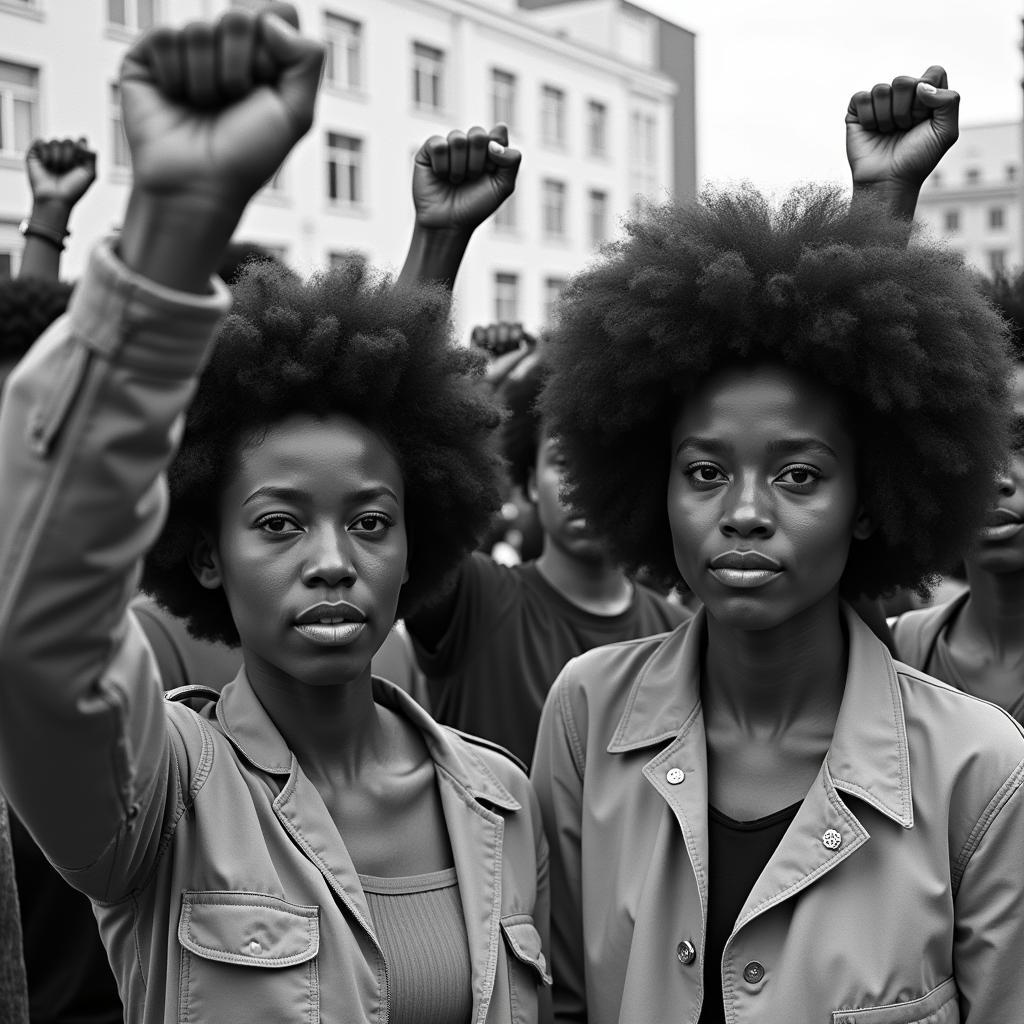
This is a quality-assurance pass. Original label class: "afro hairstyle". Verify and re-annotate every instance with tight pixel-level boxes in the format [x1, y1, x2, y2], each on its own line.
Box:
[498, 355, 548, 494]
[540, 184, 1015, 599]
[142, 259, 505, 645]
[0, 277, 73, 362]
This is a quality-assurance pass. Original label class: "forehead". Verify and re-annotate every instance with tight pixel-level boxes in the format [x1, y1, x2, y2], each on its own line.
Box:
[672, 362, 853, 451]
[228, 413, 404, 499]
[1013, 365, 1024, 417]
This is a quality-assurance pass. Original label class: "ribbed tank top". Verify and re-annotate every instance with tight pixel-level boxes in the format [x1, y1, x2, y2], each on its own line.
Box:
[358, 867, 472, 1024]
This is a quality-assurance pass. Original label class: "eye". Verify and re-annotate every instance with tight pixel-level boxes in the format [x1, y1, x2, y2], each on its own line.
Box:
[684, 462, 727, 488]
[775, 464, 821, 490]
[255, 513, 301, 535]
[350, 512, 394, 534]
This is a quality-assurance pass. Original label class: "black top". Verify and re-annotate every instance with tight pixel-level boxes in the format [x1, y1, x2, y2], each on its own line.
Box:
[407, 553, 687, 766]
[699, 800, 801, 1024]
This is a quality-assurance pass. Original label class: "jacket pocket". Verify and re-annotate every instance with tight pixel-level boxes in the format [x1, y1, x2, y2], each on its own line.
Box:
[833, 977, 959, 1024]
[177, 891, 319, 1024]
[501, 914, 551, 1024]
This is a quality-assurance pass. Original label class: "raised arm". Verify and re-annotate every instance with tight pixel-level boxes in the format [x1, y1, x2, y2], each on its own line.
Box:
[0, 5, 322, 893]
[17, 137, 96, 282]
[396, 124, 522, 290]
[847, 64, 959, 222]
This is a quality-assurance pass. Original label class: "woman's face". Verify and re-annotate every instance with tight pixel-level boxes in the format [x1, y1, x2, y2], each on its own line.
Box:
[970, 364, 1024, 575]
[196, 413, 409, 688]
[667, 362, 869, 632]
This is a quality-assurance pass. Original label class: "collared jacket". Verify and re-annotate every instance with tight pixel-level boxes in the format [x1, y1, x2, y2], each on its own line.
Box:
[0, 243, 551, 1024]
[531, 606, 1024, 1024]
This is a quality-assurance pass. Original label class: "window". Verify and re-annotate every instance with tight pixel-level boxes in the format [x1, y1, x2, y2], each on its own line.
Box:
[944, 209, 960, 233]
[326, 132, 362, 204]
[491, 69, 516, 128]
[589, 189, 608, 247]
[629, 108, 658, 209]
[587, 100, 607, 156]
[412, 42, 444, 112]
[328, 249, 367, 273]
[107, 0, 157, 31]
[494, 191, 517, 232]
[542, 179, 567, 238]
[541, 85, 566, 147]
[965, 167, 980, 184]
[989, 206, 1005, 230]
[109, 83, 130, 168]
[324, 13, 361, 91]
[0, 251, 12, 278]
[0, 61, 38, 158]
[1008, 165, 1018, 183]
[989, 249, 1007, 276]
[494, 272, 519, 323]
[0, 220, 18, 278]
[543, 277, 567, 326]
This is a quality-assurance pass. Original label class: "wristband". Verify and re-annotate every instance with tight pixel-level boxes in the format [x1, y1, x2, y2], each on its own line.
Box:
[19, 218, 68, 251]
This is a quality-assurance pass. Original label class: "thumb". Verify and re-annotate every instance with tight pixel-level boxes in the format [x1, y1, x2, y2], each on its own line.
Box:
[259, 11, 325, 135]
[916, 82, 959, 146]
[487, 139, 522, 170]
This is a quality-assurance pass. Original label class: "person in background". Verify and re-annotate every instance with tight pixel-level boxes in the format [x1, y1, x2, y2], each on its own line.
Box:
[891, 352, 1024, 720]
[0, 8, 551, 1023]
[531, 67, 1024, 1023]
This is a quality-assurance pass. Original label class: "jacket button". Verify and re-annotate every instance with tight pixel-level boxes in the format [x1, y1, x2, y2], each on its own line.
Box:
[248, 939, 263, 956]
[666, 767, 686, 785]
[676, 940, 696, 965]
[822, 829, 842, 851]
[742, 961, 765, 984]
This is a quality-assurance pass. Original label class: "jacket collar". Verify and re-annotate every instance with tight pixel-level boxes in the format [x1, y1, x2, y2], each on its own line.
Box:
[216, 670, 520, 812]
[608, 604, 913, 829]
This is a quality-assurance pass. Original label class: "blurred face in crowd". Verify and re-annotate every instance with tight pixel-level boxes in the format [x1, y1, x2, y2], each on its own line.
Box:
[971, 364, 1024, 576]
[530, 429, 609, 566]
[193, 413, 409, 690]
[667, 361, 871, 633]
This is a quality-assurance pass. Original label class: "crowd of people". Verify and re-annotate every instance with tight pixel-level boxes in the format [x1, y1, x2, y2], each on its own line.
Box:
[0, 4, 1022, 1024]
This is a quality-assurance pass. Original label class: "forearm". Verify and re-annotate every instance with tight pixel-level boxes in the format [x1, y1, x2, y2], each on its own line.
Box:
[396, 223, 473, 291]
[0, 240, 229, 871]
[17, 198, 72, 282]
[851, 179, 920, 224]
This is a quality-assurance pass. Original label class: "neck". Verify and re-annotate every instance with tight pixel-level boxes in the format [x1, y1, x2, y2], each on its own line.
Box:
[960, 563, 1024, 655]
[535, 541, 633, 614]
[702, 595, 847, 733]
[243, 654, 388, 780]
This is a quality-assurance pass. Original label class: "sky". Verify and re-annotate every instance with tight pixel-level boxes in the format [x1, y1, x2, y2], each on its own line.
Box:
[637, 0, 1023, 195]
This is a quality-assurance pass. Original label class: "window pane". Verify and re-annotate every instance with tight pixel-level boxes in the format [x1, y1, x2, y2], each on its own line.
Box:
[137, 0, 157, 31]
[0, 253, 12, 279]
[0, 60, 38, 89]
[107, 0, 127, 25]
[13, 98, 34, 153]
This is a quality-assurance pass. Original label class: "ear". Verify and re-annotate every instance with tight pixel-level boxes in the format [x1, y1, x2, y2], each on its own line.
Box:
[852, 505, 874, 542]
[526, 467, 538, 505]
[188, 530, 224, 591]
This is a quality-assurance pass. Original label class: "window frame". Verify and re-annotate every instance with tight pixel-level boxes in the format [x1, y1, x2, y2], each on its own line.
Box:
[541, 84, 566, 148]
[0, 59, 39, 159]
[325, 131, 364, 206]
[324, 11, 362, 93]
[412, 42, 445, 113]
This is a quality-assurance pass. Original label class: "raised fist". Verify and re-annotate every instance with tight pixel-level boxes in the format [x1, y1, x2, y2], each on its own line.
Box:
[26, 137, 97, 209]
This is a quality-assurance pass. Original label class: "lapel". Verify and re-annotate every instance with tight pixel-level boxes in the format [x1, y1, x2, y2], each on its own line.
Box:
[735, 605, 914, 929]
[217, 672, 521, 1023]
[605, 606, 916, 933]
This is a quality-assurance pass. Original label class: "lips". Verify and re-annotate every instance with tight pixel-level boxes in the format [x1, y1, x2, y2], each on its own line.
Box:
[707, 549, 782, 590]
[985, 508, 1022, 528]
[293, 601, 368, 647]
[980, 508, 1023, 543]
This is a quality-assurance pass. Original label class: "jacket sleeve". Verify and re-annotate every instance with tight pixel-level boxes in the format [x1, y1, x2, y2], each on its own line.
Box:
[531, 668, 587, 1024]
[0, 241, 229, 898]
[953, 758, 1024, 1021]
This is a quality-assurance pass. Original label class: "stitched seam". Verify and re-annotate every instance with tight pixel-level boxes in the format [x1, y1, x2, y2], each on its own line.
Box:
[952, 758, 1024, 894]
[479, 817, 504, 1024]
[558, 681, 586, 780]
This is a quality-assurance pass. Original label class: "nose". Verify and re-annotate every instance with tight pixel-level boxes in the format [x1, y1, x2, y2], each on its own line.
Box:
[300, 525, 357, 588]
[719, 471, 774, 539]
[997, 452, 1023, 496]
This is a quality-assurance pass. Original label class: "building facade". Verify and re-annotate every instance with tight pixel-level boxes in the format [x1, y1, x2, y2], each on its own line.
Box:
[0, 0, 694, 335]
[914, 120, 1022, 277]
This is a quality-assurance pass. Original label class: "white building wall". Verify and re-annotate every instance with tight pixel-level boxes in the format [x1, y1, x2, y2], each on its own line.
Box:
[0, 0, 681, 337]
[915, 121, 1022, 277]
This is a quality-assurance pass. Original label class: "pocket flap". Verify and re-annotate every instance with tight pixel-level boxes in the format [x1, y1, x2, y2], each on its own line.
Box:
[500, 914, 552, 985]
[833, 977, 958, 1023]
[179, 891, 319, 968]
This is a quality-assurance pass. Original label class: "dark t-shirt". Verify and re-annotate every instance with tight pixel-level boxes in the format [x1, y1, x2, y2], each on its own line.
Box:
[407, 553, 688, 766]
[699, 802, 801, 1024]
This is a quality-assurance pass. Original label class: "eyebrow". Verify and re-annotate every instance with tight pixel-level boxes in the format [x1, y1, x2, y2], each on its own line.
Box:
[242, 484, 400, 506]
[676, 436, 839, 460]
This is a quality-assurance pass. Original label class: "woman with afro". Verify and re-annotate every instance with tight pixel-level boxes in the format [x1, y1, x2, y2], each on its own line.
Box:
[0, 9, 549, 1023]
[530, 68, 1024, 1023]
